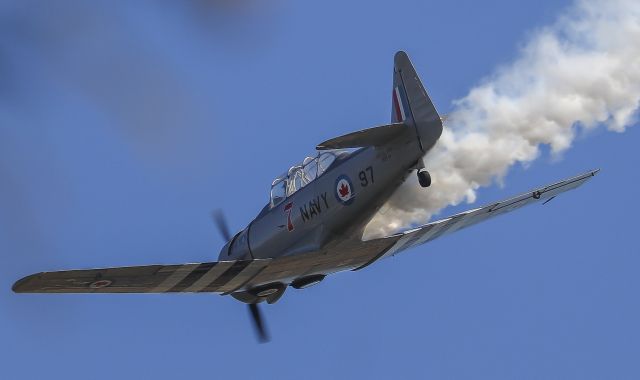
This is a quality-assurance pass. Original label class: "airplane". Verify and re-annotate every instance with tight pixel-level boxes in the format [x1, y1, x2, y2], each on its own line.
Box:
[13, 51, 598, 342]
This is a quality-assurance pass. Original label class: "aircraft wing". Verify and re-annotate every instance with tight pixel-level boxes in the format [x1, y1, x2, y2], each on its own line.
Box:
[12, 259, 272, 294]
[11, 238, 399, 295]
[13, 171, 598, 294]
[376, 169, 599, 259]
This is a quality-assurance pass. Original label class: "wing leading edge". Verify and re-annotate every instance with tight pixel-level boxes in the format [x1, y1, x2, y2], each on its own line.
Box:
[377, 169, 599, 259]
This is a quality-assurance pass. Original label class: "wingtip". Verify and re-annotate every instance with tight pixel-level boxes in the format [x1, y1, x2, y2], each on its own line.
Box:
[12, 273, 40, 293]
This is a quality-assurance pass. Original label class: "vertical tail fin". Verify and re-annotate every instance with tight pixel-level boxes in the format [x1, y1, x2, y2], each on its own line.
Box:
[391, 51, 443, 152]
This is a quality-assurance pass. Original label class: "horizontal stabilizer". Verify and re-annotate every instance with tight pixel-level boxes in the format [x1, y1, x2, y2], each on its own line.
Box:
[317, 122, 407, 150]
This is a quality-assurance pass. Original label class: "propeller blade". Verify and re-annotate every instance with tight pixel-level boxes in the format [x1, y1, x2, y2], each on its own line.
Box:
[211, 210, 232, 242]
[248, 303, 270, 343]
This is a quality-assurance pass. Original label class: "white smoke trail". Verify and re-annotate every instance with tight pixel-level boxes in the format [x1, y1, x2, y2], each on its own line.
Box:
[365, 0, 640, 238]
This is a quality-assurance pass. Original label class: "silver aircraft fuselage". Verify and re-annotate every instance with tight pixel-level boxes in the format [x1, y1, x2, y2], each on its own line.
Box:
[221, 130, 423, 263]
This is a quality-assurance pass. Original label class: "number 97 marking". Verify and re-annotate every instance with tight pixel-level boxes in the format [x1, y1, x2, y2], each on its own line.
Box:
[359, 166, 374, 187]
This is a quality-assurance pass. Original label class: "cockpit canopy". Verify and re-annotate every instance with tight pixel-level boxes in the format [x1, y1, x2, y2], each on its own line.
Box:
[270, 150, 352, 208]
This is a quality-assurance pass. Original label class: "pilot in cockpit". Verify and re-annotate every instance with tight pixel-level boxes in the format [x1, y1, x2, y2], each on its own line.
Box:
[269, 149, 352, 208]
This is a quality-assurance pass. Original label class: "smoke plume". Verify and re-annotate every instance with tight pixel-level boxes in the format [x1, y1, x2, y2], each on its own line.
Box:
[365, 0, 640, 238]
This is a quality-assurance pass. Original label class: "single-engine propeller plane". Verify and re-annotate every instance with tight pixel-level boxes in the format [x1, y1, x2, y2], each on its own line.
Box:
[13, 51, 598, 342]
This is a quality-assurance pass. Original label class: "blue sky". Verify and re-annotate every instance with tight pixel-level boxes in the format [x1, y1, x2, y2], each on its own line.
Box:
[1, 1, 639, 379]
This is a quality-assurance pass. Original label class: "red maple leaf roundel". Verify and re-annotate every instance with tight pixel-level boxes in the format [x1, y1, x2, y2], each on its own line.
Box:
[335, 175, 355, 205]
[339, 182, 350, 197]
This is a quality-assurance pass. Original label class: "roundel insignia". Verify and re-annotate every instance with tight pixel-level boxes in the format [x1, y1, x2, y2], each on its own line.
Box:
[335, 175, 355, 205]
[89, 280, 112, 289]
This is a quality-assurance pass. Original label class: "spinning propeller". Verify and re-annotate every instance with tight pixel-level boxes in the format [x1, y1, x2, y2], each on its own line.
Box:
[212, 210, 270, 343]
[212, 209, 232, 241]
[248, 303, 269, 343]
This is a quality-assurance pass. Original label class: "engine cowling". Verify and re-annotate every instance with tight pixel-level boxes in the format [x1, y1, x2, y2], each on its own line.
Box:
[218, 226, 252, 261]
